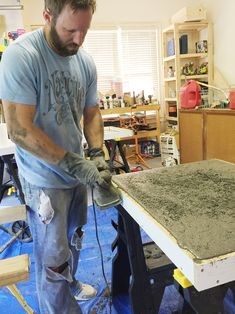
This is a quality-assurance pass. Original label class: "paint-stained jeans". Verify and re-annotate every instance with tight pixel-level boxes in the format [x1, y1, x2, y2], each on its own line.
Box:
[19, 175, 88, 314]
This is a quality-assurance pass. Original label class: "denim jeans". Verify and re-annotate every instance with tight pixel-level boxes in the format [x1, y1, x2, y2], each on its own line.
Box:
[20, 175, 88, 314]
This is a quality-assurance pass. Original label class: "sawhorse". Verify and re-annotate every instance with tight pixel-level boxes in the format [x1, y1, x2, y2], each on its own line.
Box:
[105, 139, 130, 174]
[112, 205, 175, 314]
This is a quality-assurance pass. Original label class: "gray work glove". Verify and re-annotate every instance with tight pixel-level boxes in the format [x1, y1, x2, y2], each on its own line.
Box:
[98, 168, 112, 189]
[89, 148, 109, 171]
[58, 151, 107, 186]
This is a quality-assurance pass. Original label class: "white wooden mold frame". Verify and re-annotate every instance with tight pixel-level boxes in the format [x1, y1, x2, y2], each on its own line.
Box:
[120, 189, 235, 292]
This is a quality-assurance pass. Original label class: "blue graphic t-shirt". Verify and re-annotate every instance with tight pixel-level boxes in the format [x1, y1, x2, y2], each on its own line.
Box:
[0, 28, 98, 188]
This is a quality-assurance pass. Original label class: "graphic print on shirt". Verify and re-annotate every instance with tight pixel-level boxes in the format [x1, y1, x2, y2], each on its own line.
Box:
[44, 70, 85, 126]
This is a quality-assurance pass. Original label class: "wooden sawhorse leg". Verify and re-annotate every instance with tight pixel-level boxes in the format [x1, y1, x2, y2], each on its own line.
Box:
[7, 285, 35, 314]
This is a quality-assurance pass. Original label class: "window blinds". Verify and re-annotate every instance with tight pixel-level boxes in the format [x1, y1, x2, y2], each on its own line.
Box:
[83, 25, 162, 102]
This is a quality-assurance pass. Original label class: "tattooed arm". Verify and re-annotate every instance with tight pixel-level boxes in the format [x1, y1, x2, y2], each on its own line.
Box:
[2, 100, 65, 164]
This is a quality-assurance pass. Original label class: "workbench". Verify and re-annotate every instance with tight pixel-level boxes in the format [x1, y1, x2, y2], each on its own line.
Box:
[112, 159, 235, 313]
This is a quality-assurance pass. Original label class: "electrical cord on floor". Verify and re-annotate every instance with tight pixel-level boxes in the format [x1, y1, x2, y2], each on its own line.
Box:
[91, 188, 112, 314]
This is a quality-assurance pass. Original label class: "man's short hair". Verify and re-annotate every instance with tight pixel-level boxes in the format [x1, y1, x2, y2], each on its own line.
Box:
[45, 0, 96, 19]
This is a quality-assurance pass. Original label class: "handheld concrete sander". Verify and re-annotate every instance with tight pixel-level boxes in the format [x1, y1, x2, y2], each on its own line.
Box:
[92, 179, 122, 210]
[89, 148, 122, 210]
[58, 149, 122, 210]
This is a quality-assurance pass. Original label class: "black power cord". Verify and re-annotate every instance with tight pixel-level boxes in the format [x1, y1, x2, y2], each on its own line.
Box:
[91, 188, 112, 314]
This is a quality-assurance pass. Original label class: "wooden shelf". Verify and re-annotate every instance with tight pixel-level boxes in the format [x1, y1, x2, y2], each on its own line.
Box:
[180, 74, 208, 80]
[100, 104, 160, 115]
[164, 55, 176, 62]
[166, 116, 178, 121]
[164, 77, 176, 82]
[163, 22, 209, 33]
[165, 98, 177, 102]
[180, 53, 208, 59]
[164, 53, 208, 62]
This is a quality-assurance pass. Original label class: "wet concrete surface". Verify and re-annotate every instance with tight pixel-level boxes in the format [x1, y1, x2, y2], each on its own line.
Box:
[113, 160, 235, 260]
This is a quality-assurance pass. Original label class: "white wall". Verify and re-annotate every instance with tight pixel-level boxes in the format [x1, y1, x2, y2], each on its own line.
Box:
[3, 0, 235, 86]
[203, 0, 235, 87]
[21, 0, 44, 31]
[92, 0, 196, 26]
[94, 0, 235, 87]
[0, 0, 23, 34]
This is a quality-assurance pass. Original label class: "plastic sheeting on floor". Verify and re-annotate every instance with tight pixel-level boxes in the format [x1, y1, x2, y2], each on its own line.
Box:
[1, 197, 235, 313]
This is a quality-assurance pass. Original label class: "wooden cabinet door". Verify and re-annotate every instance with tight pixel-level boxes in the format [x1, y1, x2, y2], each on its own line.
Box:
[206, 112, 235, 163]
[179, 111, 204, 163]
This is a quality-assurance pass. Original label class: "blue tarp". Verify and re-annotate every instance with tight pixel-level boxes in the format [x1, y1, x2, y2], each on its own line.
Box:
[0, 196, 234, 314]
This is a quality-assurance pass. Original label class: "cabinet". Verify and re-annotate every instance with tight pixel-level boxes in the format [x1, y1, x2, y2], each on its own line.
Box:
[179, 109, 235, 164]
[100, 105, 161, 143]
[162, 22, 213, 127]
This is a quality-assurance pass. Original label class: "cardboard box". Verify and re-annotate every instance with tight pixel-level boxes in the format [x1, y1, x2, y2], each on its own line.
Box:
[171, 6, 207, 23]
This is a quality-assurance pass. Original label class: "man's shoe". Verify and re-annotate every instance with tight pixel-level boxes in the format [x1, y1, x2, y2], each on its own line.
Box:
[74, 282, 97, 301]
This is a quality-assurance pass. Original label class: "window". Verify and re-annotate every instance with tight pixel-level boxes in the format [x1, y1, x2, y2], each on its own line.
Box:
[83, 25, 162, 102]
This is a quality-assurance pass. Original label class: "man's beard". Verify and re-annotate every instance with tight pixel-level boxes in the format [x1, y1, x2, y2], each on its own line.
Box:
[49, 23, 79, 57]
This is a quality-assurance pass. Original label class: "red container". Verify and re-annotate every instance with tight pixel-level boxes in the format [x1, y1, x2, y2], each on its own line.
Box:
[180, 80, 201, 109]
[229, 90, 235, 109]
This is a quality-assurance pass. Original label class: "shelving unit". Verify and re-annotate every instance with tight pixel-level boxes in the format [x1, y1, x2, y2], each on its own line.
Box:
[162, 21, 213, 127]
[100, 105, 161, 143]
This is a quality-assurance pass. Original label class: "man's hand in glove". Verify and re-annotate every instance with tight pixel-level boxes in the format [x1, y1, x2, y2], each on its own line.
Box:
[58, 151, 109, 186]
[89, 148, 109, 171]
[98, 169, 112, 189]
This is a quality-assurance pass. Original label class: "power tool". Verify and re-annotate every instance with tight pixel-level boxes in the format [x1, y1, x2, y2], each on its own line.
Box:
[92, 180, 122, 210]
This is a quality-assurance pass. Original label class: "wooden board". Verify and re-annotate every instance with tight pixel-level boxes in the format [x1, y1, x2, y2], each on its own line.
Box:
[0, 254, 30, 287]
[0, 205, 27, 224]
